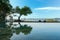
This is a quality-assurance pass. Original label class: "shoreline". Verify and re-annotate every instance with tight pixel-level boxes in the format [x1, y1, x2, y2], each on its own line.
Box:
[8, 21, 60, 23]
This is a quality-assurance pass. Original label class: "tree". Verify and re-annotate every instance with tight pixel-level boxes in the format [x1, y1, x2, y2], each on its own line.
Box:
[0, 0, 12, 22]
[15, 6, 32, 21]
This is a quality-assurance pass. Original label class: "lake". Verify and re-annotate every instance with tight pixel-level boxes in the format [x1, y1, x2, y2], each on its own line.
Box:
[0, 22, 60, 40]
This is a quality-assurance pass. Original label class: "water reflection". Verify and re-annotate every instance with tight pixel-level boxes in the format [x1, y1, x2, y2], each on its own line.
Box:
[0, 22, 12, 40]
[0, 22, 32, 40]
[15, 24, 32, 35]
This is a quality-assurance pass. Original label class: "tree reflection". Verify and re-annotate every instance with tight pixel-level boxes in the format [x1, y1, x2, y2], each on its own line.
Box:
[0, 22, 32, 40]
[15, 24, 32, 35]
[0, 22, 12, 40]
[7, 22, 32, 35]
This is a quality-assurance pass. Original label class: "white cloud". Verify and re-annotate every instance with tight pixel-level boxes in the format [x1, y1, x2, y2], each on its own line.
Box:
[34, 7, 60, 10]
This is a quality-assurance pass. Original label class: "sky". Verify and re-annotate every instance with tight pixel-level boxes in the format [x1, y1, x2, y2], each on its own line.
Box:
[9, 0, 60, 18]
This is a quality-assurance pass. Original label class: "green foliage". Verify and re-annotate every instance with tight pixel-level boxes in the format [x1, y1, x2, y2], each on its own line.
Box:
[16, 6, 32, 16]
[20, 6, 32, 16]
[15, 6, 32, 20]
[0, 0, 12, 13]
[0, 0, 12, 22]
[16, 6, 20, 13]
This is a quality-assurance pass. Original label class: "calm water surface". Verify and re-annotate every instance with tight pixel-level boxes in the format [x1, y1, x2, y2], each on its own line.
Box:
[0, 22, 60, 40]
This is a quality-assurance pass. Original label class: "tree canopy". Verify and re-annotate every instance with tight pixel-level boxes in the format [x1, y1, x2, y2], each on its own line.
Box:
[0, 0, 12, 22]
[0, 0, 12, 13]
[20, 6, 32, 16]
[15, 6, 32, 20]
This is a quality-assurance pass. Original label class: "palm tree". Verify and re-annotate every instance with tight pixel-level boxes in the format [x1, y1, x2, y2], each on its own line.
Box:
[0, 0, 12, 22]
[15, 6, 32, 21]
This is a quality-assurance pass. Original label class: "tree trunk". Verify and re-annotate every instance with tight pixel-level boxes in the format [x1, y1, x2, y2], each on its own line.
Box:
[18, 15, 21, 21]
[18, 15, 21, 24]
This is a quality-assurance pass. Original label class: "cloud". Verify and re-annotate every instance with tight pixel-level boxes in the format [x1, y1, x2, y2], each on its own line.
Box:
[34, 7, 60, 10]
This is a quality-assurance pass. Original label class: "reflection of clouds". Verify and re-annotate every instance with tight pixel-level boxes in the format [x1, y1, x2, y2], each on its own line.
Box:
[6, 22, 20, 28]
[11, 22, 20, 28]
[6, 22, 11, 26]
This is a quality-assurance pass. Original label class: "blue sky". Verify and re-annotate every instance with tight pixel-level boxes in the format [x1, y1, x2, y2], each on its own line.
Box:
[10, 0, 60, 18]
